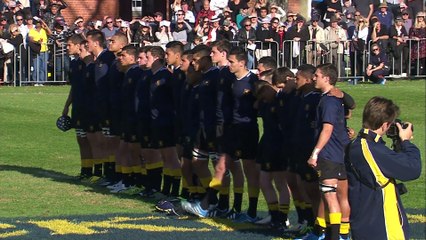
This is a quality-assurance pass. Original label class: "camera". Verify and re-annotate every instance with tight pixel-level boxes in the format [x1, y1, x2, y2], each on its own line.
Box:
[386, 119, 412, 140]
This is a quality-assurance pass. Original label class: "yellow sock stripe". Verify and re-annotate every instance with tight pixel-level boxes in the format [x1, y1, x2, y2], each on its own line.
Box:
[208, 177, 221, 189]
[279, 204, 290, 214]
[329, 212, 342, 225]
[219, 186, 230, 195]
[197, 186, 206, 194]
[163, 168, 171, 176]
[182, 178, 188, 188]
[248, 187, 260, 198]
[106, 155, 115, 163]
[316, 217, 327, 228]
[131, 165, 142, 174]
[234, 187, 244, 194]
[268, 203, 279, 211]
[188, 186, 197, 193]
[300, 201, 307, 209]
[200, 177, 212, 189]
[115, 164, 122, 173]
[81, 159, 93, 168]
[121, 166, 133, 174]
[146, 161, 163, 170]
[169, 168, 182, 177]
[93, 158, 103, 164]
[305, 202, 312, 209]
[140, 167, 147, 175]
[340, 222, 350, 234]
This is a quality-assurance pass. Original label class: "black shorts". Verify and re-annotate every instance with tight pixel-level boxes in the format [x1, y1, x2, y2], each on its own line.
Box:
[257, 137, 287, 172]
[150, 126, 176, 149]
[286, 146, 298, 173]
[223, 124, 259, 160]
[315, 158, 347, 181]
[295, 150, 318, 182]
[194, 127, 217, 153]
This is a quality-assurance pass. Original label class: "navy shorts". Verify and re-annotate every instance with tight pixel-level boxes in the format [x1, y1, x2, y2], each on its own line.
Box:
[150, 126, 176, 149]
[194, 127, 217, 153]
[257, 137, 287, 172]
[223, 124, 259, 160]
[315, 158, 347, 181]
[138, 123, 152, 149]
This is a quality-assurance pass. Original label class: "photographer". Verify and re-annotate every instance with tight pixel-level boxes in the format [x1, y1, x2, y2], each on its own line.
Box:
[347, 96, 421, 240]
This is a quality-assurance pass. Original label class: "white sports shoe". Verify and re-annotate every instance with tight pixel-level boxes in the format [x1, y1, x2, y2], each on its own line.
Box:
[110, 183, 127, 193]
[107, 180, 123, 189]
[255, 215, 271, 225]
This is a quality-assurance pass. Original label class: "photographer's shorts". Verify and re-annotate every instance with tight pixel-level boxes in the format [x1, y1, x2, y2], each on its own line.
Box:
[315, 158, 347, 181]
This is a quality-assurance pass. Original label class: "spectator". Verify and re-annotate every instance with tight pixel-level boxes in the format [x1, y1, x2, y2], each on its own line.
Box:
[50, 21, 69, 81]
[351, 15, 368, 76]
[0, 16, 10, 38]
[285, 17, 310, 68]
[307, 15, 326, 65]
[366, 43, 389, 84]
[119, 21, 133, 43]
[6, 23, 23, 83]
[206, 17, 221, 43]
[255, 18, 275, 60]
[324, 0, 343, 26]
[151, 12, 164, 34]
[195, 0, 215, 27]
[172, 19, 192, 45]
[401, 10, 412, 33]
[32, 0, 49, 18]
[42, 3, 62, 29]
[71, 16, 87, 36]
[209, 0, 229, 17]
[171, 0, 183, 21]
[181, 1, 195, 25]
[389, 16, 409, 76]
[374, 2, 393, 30]
[258, 6, 268, 22]
[101, 17, 118, 40]
[409, 11, 426, 75]
[229, 0, 249, 21]
[284, 12, 296, 31]
[370, 16, 389, 50]
[267, 4, 285, 21]
[354, 0, 373, 22]
[133, 22, 155, 46]
[155, 20, 173, 48]
[235, 7, 250, 29]
[3, 1, 20, 24]
[249, 13, 259, 30]
[28, 17, 51, 85]
[235, 18, 256, 68]
[254, 0, 269, 17]
[324, 16, 347, 77]
[217, 19, 235, 40]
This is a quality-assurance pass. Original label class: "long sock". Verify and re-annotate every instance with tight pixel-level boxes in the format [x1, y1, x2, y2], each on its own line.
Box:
[247, 186, 259, 218]
[121, 166, 132, 187]
[81, 159, 93, 176]
[170, 168, 181, 197]
[162, 168, 172, 195]
[115, 164, 123, 183]
[181, 178, 189, 199]
[93, 163, 103, 176]
[326, 212, 341, 240]
[268, 202, 280, 223]
[304, 202, 315, 226]
[146, 162, 163, 191]
[218, 186, 230, 210]
[200, 177, 212, 192]
[294, 200, 304, 224]
[233, 187, 244, 213]
[278, 203, 290, 224]
[314, 217, 326, 236]
[139, 167, 147, 188]
[340, 221, 350, 239]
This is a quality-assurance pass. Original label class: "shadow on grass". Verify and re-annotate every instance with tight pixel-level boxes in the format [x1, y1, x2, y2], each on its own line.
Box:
[0, 165, 424, 240]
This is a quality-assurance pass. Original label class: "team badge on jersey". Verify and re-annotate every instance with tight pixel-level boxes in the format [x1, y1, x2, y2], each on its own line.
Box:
[280, 100, 284, 106]
[235, 150, 242, 158]
[305, 104, 310, 111]
[128, 78, 132, 84]
[270, 107, 275, 112]
[243, 89, 251, 94]
[156, 79, 165, 86]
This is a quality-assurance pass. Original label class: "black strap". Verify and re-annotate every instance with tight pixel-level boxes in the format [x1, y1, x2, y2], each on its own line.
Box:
[345, 133, 392, 191]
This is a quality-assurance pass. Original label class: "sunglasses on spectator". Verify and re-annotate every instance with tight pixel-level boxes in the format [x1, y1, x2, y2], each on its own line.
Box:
[16, 18, 23, 21]
[372, 48, 379, 51]
[107, 21, 113, 24]
[355, 14, 360, 16]
[245, 24, 251, 26]
[272, 21, 279, 24]
[177, 14, 184, 16]
[403, 13, 409, 15]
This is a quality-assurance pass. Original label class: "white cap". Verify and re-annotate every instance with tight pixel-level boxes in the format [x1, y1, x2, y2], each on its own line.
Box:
[121, 21, 129, 28]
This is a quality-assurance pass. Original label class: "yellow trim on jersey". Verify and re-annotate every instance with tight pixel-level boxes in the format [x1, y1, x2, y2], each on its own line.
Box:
[361, 136, 405, 240]
[163, 168, 171, 176]
[121, 166, 133, 174]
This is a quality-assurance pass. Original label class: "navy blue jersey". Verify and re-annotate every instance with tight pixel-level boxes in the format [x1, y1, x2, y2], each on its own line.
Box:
[316, 92, 349, 163]
[109, 60, 125, 120]
[276, 88, 299, 140]
[172, 67, 186, 119]
[199, 67, 220, 129]
[137, 69, 152, 125]
[94, 50, 115, 121]
[149, 67, 175, 127]
[69, 57, 86, 118]
[231, 71, 258, 125]
[217, 66, 234, 126]
[292, 89, 322, 150]
[84, 61, 96, 119]
[182, 83, 201, 139]
[120, 65, 143, 127]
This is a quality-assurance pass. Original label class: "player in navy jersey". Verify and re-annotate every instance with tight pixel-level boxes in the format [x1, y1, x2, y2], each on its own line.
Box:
[109, 45, 145, 194]
[307, 63, 350, 240]
[86, 30, 116, 180]
[255, 69, 291, 229]
[292, 64, 323, 237]
[224, 47, 260, 222]
[164, 41, 186, 197]
[102, 32, 128, 187]
[62, 34, 93, 179]
[139, 46, 181, 198]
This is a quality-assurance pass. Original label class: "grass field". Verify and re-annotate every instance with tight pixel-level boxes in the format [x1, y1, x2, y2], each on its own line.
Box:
[0, 80, 425, 240]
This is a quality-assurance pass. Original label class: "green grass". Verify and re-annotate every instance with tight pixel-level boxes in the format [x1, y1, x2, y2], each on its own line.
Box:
[0, 81, 424, 239]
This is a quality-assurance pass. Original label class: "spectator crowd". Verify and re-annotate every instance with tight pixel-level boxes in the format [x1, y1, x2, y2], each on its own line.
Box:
[0, 0, 424, 85]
